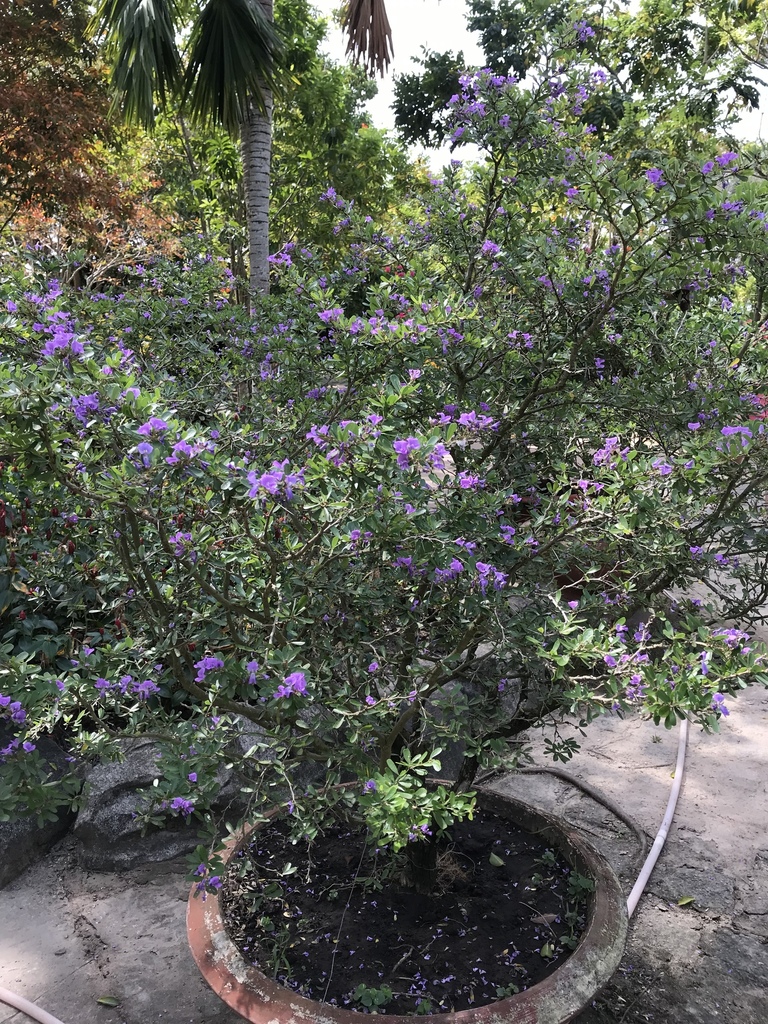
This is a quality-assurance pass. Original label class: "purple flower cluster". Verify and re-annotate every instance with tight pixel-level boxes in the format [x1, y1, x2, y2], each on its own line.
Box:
[93, 674, 160, 698]
[573, 19, 595, 41]
[458, 471, 485, 490]
[476, 562, 508, 594]
[457, 410, 498, 431]
[71, 392, 100, 425]
[393, 437, 421, 469]
[194, 657, 224, 683]
[273, 671, 308, 699]
[407, 823, 433, 842]
[435, 558, 464, 583]
[318, 307, 344, 323]
[593, 436, 630, 468]
[248, 460, 305, 500]
[625, 674, 646, 702]
[41, 324, 85, 361]
[137, 417, 170, 437]
[713, 627, 750, 650]
[170, 796, 195, 816]
[169, 530, 196, 561]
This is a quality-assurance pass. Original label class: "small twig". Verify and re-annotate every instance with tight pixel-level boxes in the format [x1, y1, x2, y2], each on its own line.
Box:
[387, 945, 415, 979]
[517, 900, 558, 937]
[320, 832, 369, 1004]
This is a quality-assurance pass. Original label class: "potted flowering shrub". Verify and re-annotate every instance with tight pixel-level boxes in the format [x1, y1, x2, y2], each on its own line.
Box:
[2, 49, 768, 1020]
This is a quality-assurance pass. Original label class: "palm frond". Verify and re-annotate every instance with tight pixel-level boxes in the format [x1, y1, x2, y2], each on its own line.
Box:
[342, 0, 393, 78]
[91, 0, 182, 128]
[183, 0, 282, 135]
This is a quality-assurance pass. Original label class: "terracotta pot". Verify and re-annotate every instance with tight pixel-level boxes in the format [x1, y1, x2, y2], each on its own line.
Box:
[187, 788, 628, 1024]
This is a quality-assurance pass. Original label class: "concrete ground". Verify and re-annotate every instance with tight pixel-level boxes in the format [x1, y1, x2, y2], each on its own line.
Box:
[1, 678, 767, 1024]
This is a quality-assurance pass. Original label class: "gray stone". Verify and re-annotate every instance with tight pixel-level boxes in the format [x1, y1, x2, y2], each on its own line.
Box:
[73, 739, 213, 871]
[649, 863, 736, 915]
[71, 724, 324, 872]
[0, 731, 79, 889]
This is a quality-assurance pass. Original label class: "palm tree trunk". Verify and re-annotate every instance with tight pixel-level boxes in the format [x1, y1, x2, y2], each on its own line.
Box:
[240, 0, 273, 299]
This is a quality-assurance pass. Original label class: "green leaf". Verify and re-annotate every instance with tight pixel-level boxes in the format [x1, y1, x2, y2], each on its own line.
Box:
[677, 895, 695, 906]
[96, 996, 121, 1007]
[489, 852, 505, 867]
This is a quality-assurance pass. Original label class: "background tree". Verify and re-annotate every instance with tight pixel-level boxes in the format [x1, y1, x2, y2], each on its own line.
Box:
[92, 0, 280, 296]
[0, 0, 129, 239]
[146, 0, 417, 271]
[391, 0, 768, 151]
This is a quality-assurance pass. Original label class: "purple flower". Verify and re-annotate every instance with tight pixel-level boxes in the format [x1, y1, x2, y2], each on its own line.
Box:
[687, 422, 700, 431]
[368, 661, 379, 673]
[715, 151, 738, 167]
[393, 437, 421, 469]
[8, 701, 26, 724]
[574, 19, 595, 40]
[188, 772, 197, 783]
[132, 679, 160, 698]
[701, 161, 714, 174]
[273, 671, 307, 699]
[71, 393, 100, 425]
[646, 168, 665, 188]
[170, 797, 195, 816]
[458, 471, 484, 490]
[318, 307, 344, 323]
[480, 239, 500, 257]
[363, 779, 377, 793]
[41, 332, 85, 360]
[604, 655, 618, 668]
[246, 660, 260, 685]
[137, 417, 169, 436]
[194, 657, 224, 682]
[626, 674, 646, 701]
[475, 561, 507, 594]
[407, 823, 433, 842]
[248, 460, 304, 500]
[652, 458, 673, 476]
[306, 424, 330, 449]
[165, 439, 195, 466]
[457, 410, 497, 431]
[711, 692, 730, 716]
[169, 531, 194, 558]
[593, 436, 629, 467]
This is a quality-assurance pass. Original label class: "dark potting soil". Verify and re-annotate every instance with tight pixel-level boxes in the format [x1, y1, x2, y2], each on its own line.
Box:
[222, 806, 590, 1015]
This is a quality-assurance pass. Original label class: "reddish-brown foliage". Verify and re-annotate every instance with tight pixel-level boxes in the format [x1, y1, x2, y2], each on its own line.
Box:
[0, 0, 132, 236]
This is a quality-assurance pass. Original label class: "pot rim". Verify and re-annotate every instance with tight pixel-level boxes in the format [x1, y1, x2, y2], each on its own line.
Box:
[187, 786, 628, 1024]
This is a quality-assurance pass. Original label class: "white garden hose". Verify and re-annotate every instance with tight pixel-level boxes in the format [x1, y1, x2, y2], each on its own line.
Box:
[0, 722, 689, 1024]
[626, 717, 689, 919]
[0, 986, 68, 1024]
